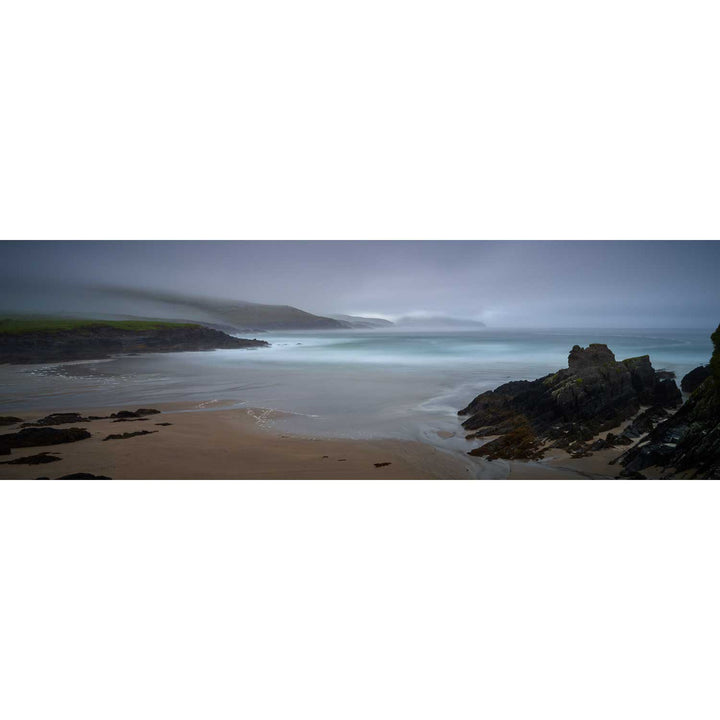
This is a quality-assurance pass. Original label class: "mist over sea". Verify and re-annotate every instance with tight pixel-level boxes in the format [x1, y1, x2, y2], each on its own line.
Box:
[0, 328, 713, 457]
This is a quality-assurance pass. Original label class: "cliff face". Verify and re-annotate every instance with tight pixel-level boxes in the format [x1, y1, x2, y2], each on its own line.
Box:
[0, 324, 269, 364]
[618, 325, 720, 478]
[459, 344, 682, 461]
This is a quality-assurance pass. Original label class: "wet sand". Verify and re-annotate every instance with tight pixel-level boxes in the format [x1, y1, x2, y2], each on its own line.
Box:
[0, 402, 473, 480]
[1, 400, 645, 480]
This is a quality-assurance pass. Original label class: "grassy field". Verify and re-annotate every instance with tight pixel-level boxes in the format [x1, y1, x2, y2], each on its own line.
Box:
[0, 317, 198, 335]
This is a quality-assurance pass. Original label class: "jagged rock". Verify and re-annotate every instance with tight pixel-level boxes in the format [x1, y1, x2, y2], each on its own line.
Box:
[681, 365, 711, 393]
[621, 406, 669, 439]
[459, 344, 682, 461]
[0, 427, 91, 454]
[619, 324, 720, 478]
[0, 416, 22, 426]
[468, 423, 544, 461]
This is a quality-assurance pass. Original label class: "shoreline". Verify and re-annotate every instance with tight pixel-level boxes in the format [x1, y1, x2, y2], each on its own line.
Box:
[0, 399, 631, 479]
[0, 401, 474, 480]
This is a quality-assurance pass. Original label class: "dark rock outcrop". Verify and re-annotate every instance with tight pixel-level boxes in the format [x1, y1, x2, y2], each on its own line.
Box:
[57, 473, 112, 479]
[110, 408, 160, 419]
[0, 324, 269, 364]
[103, 430, 157, 441]
[618, 325, 720, 479]
[24, 412, 99, 426]
[469, 423, 545, 461]
[19, 408, 161, 427]
[459, 344, 682, 461]
[0, 427, 91, 455]
[1, 452, 62, 465]
[0, 416, 22, 426]
[681, 365, 711, 393]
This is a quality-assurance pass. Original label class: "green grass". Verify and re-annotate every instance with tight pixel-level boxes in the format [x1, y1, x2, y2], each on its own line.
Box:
[0, 317, 199, 335]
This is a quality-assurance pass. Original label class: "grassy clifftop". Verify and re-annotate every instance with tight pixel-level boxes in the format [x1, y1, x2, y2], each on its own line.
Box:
[0, 317, 268, 363]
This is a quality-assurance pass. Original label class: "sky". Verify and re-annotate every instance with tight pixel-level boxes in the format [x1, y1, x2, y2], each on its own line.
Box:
[0, 240, 718, 328]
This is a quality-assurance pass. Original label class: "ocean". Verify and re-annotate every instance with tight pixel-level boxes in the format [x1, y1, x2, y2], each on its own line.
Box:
[0, 328, 713, 459]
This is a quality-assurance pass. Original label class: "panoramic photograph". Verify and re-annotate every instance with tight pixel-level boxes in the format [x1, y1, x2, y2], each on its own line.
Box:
[0, 239, 718, 480]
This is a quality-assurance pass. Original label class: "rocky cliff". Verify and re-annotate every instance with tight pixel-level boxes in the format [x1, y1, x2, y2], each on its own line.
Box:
[680, 365, 711, 393]
[0, 321, 269, 364]
[617, 325, 720, 478]
[459, 343, 682, 461]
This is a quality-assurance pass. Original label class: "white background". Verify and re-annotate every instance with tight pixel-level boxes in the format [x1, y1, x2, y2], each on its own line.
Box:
[1, 1, 720, 719]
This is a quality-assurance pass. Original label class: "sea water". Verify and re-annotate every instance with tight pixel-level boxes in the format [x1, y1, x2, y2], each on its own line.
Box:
[0, 328, 713, 458]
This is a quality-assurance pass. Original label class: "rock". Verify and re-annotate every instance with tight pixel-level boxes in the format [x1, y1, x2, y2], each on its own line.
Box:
[1, 452, 62, 465]
[374, 462, 392, 468]
[0, 427, 91, 453]
[468, 423, 544, 461]
[621, 406, 669, 439]
[621, 442, 677, 473]
[616, 470, 647, 479]
[110, 408, 161, 419]
[681, 365, 711, 393]
[568, 343, 616, 371]
[155, 422, 172, 426]
[28, 412, 89, 426]
[0, 416, 22, 426]
[622, 356, 682, 407]
[112, 418, 147, 423]
[103, 430, 158, 441]
[618, 324, 720, 478]
[460, 343, 682, 461]
[57, 473, 112, 479]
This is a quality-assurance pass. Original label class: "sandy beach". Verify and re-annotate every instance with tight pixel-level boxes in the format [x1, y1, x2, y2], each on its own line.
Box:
[0, 402, 476, 480]
[0, 398, 637, 480]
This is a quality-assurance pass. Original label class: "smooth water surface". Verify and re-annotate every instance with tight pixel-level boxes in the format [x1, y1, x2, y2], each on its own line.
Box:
[0, 328, 713, 457]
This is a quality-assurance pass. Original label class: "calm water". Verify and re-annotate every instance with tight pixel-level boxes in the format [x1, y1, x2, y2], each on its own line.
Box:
[0, 328, 713, 457]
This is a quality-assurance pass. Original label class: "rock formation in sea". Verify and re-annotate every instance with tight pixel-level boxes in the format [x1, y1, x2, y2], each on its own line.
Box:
[617, 325, 720, 479]
[0, 322, 269, 364]
[458, 343, 682, 462]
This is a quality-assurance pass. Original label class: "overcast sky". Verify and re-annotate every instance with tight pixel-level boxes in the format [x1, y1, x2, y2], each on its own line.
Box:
[1, 241, 718, 328]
